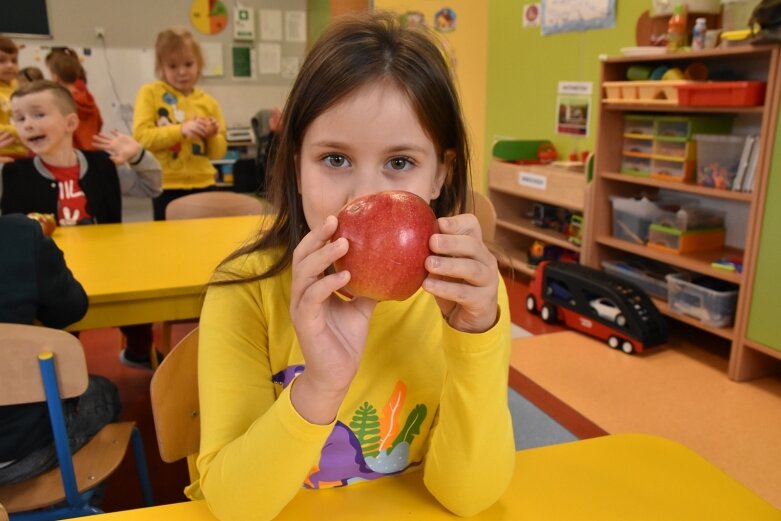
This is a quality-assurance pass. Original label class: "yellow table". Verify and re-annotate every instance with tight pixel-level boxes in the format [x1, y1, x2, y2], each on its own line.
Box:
[53, 216, 264, 331]
[87, 434, 780, 520]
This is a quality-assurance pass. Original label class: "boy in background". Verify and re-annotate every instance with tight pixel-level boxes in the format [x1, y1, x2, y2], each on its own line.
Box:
[0, 36, 28, 158]
[0, 80, 163, 368]
[47, 48, 103, 150]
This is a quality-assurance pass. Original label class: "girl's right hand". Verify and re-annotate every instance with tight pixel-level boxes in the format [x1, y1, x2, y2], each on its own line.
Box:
[289, 215, 376, 423]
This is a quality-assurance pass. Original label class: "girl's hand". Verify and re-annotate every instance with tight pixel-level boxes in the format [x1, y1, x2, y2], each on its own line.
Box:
[289, 215, 376, 422]
[92, 130, 143, 165]
[201, 117, 220, 138]
[181, 119, 208, 139]
[424, 214, 499, 333]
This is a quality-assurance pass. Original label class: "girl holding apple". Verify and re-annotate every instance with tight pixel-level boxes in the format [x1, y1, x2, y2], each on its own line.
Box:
[193, 12, 514, 521]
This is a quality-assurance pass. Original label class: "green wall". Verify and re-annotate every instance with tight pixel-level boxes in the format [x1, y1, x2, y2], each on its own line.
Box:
[484, 2, 648, 179]
[747, 104, 781, 350]
[308, 0, 332, 47]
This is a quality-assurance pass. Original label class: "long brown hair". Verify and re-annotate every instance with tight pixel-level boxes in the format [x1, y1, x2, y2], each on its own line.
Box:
[214, 10, 470, 285]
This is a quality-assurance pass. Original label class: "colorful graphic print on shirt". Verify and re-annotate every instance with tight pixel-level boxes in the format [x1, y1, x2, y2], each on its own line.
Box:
[156, 91, 206, 160]
[44, 161, 93, 225]
[272, 365, 426, 489]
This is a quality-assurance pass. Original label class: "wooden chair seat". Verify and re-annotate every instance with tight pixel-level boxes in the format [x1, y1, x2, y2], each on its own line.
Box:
[0, 422, 135, 512]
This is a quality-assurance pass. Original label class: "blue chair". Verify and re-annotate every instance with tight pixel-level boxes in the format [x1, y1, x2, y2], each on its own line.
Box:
[0, 324, 153, 520]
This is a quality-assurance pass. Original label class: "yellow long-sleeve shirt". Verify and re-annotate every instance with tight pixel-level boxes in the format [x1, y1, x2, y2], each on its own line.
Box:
[0, 80, 30, 158]
[132, 80, 227, 190]
[190, 249, 516, 521]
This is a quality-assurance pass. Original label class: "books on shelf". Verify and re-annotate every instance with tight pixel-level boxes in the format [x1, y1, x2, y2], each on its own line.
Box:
[730, 134, 760, 193]
[741, 138, 760, 193]
[731, 135, 755, 191]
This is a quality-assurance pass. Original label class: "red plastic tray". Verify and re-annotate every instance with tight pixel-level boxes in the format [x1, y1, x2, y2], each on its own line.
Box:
[676, 81, 766, 107]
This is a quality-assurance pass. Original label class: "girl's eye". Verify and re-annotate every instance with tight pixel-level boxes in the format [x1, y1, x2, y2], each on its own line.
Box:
[386, 156, 413, 171]
[324, 154, 350, 168]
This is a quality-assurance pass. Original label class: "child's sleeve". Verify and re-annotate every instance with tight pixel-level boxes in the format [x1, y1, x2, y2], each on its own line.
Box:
[132, 84, 184, 151]
[205, 98, 228, 161]
[193, 270, 336, 521]
[422, 276, 516, 517]
[34, 222, 89, 328]
[116, 150, 162, 198]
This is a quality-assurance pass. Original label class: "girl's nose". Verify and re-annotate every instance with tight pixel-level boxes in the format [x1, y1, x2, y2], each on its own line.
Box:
[349, 177, 388, 203]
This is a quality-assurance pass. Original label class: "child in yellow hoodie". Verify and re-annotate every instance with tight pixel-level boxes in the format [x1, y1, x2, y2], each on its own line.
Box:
[0, 36, 29, 158]
[133, 27, 227, 220]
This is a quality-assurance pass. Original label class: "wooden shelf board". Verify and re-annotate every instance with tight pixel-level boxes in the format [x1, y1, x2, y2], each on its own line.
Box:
[489, 243, 535, 277]
[488, 183, 584, 212]
[596, 235, 743, 284]
[601, 45, 777, 64]
[742, 338, 781, 362]
[652, 296, 734, 340]
[602, 172, 754, 202]
[604, 104, 765, 114]
[496, 217, 580, 252]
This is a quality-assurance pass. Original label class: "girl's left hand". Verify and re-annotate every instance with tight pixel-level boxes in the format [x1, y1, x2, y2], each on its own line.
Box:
[423, 214, 498, 333]
[92, 130, 143, 165]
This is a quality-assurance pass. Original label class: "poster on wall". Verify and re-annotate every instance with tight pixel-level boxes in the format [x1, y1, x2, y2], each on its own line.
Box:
[523, 4, 541, 28]
[555, 81, 592, 137]
[190, 0, 229, 35]
[541, 0, 615, 35]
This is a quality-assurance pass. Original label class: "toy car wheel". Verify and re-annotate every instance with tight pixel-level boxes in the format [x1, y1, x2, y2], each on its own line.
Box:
[616, 314, 627, 327]
[540, 304, 557, 324]
[608, 336, 620, 349]
[621, 340, 635, 354]
[526, 295, 537, 313]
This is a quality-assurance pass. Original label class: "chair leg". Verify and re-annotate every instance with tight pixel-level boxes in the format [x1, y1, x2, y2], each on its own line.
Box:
[130, 427, 154, 507]
[161, 322, 173, 355]
[149, 345, 160, 371]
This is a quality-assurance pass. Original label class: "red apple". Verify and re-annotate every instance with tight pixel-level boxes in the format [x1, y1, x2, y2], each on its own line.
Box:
[27, 212, 57, 236]
[332, 191, 438, 301]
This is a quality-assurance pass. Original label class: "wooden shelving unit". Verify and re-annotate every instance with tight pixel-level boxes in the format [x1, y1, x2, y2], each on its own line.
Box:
[584, 45, 781, 381]
[488, 161, 587, 277]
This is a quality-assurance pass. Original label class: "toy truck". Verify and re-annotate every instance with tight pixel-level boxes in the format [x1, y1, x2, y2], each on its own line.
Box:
[525, 261, 668, 354]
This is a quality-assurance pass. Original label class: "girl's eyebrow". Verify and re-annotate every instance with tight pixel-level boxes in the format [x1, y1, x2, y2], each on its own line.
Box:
[310, 140, 428, 154]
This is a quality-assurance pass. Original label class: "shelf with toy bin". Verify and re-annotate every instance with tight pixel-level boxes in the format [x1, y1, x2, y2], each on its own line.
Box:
[620, 114, 733, 183]
[488, 156, 588, 275]
[601, 255, 736, 340]
[588, 45, 781, 381]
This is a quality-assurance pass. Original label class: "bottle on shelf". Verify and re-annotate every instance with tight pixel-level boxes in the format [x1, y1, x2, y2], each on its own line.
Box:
[692, 17, 707, 51]
[667, 4, 686, 51]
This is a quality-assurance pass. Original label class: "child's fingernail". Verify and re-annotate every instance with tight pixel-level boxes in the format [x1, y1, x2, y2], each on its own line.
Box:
[439, 218, 449, 230]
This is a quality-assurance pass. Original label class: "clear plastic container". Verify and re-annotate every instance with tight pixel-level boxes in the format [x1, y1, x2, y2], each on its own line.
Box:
[666, 273, 739, 327]
[694, 134, 747, 189]
[611, 196, 664, 244]
[721, 0, 761, 32]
